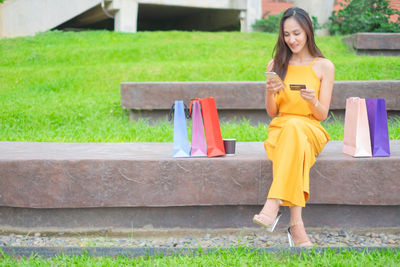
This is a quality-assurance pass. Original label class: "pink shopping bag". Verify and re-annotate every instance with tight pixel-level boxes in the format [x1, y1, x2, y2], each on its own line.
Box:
[189, 100, 207, 157]
[343, 97, 372, 157]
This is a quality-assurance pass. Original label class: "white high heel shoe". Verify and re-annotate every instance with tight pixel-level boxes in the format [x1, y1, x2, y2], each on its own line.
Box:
[253, 199, 283, 232]
[253, 211, 282, 232]
[287, 221, 314, 248]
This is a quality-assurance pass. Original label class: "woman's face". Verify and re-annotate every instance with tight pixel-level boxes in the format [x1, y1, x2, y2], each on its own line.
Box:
[283, 17, 307, 54]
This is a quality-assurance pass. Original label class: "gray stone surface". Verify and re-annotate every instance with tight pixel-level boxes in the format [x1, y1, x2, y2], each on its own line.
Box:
[0, 228, 399, 253]
[121, 81, 400, 124]
[1, 204, 400, 230]
[0, 141, 400, 209]
[342, 33, 400, 56]
[329, 81, 400, 110]
[121, 81, 400, 112]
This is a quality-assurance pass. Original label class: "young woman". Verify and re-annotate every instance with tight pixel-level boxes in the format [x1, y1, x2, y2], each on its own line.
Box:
[253, 7, 335, 247]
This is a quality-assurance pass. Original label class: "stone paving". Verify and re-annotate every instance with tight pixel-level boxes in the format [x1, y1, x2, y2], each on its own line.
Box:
[1, 228, 399, 248]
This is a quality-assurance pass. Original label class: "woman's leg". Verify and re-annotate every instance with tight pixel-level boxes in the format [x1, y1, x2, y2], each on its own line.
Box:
[290, 206, 303, 224]
[259, 198, 280, 220]
[289, 206, 313, 246]
[266, 118, 328, 207]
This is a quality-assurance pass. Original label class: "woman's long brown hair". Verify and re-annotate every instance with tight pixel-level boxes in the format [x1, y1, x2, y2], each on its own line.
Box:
[272, 8, 324, 80]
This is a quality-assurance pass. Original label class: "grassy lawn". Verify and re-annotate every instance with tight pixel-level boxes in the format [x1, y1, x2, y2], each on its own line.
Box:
[0, 30, 399, 142]
[1, 248, 400, 266]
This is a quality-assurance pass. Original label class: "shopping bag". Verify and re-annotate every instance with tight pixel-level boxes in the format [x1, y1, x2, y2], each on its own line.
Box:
[199, 97, 225, 157]
[342, 97, 372, 157]
[169, 100, 190, 158]
[190, 100, 207, 157]
[366, 98, 390, 157]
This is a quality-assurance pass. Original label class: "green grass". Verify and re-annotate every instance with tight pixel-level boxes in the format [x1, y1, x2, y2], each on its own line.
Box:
[1, 248, 400, 266]
[0, 30, 399, 142]
[2, 114, 400, 142]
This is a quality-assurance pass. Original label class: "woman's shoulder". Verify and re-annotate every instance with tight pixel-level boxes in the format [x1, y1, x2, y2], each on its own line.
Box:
[315, 57, 334, 71]
[312, 57, 334, 80]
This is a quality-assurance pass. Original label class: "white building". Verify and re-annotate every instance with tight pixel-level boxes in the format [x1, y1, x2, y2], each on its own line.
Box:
[0, 0, 262, 38]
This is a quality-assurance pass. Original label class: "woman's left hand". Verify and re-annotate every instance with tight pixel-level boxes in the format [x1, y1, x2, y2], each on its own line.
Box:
[300, 88, 318, 106]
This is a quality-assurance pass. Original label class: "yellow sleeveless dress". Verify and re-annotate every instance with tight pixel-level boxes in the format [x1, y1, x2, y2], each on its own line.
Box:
[264, 58, 330, 207]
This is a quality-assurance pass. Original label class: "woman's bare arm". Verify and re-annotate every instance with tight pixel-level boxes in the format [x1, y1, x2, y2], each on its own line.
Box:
[265, 60, 284, 118]
[300, 58, 335, 121]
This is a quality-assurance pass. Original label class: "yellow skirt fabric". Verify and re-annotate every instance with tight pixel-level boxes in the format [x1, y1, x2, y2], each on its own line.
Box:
[264, 114, 330, 207]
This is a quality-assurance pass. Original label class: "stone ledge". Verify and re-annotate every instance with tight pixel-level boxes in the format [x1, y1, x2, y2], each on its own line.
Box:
[342, 33, 400, 56]
[2, 205, 400, 230]
[0, 141, 399, 209]
[121, 81, 400, 123]
[121, 81, 400, 111]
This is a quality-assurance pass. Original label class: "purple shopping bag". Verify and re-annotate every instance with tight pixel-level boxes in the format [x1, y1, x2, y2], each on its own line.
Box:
[189, 100, 207, 157]
[366, 98, 390, 157]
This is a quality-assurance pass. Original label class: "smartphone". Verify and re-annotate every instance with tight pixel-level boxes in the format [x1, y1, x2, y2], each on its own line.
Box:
[289, 84, 306, 91]
[264, 72, 285, 87]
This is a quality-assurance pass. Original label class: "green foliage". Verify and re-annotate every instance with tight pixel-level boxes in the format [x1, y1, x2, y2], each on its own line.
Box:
[311, 16, 323, 31]
[252, 12, 282, 33]
[329, 0, 400, 35]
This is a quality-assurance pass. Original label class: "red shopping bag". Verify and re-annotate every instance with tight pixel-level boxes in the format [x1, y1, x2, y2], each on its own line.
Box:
[342, 97, 372, 157]
[199, 97, 226, 157]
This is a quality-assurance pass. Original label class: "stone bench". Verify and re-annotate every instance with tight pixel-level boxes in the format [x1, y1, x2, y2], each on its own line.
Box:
[342, 33, 400, 56]
[1, 141, 399, 232]
[121, 81, 400, 124]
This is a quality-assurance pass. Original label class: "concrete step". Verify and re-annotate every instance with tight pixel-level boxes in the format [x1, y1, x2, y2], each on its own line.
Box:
[342, 33, 400, 56]
[121, 81, 400, 124]
[0, 141, 399, 231]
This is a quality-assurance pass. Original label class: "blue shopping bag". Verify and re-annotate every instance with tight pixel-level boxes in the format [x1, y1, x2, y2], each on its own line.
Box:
[366, 98, 390, 157]
[169, 100, 191, 158]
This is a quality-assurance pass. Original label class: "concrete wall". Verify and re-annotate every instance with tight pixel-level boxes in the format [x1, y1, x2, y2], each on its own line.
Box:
[0, 5, 3, 37]
[131, 0, 247, 10]
[245, 0, 262, 32]
[111, 0, 261, 33]
[292, 0, 334, 36]
[0, 0, 102, 38]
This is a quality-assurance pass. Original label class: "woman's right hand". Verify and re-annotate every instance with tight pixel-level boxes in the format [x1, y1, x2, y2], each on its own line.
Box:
[266, 78, 284, 95]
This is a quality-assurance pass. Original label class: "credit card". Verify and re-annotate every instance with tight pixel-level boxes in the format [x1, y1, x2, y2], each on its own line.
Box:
[289, 84, 306, 90]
